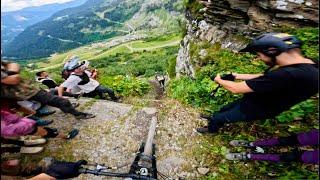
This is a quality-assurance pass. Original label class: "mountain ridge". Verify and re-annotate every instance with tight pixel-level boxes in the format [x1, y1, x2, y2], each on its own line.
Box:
[1, 0, 87, 47]
[2, 0, 184, 60]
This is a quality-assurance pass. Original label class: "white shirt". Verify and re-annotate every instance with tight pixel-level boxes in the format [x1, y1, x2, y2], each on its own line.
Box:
[61, 71, 99, 93]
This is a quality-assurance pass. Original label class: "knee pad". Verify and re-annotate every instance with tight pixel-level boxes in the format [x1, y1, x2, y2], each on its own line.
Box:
[278, 135, 298, 146]
[280, 150, 301, 162]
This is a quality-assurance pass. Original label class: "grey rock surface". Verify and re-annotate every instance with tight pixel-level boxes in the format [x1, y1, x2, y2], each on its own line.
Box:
[36, 97, 204, 179]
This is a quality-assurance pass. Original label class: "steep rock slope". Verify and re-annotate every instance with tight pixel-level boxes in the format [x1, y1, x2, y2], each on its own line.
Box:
[176, 0, 319, 77]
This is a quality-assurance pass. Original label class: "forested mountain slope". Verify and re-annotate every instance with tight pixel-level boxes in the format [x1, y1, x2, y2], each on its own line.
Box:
[1, 0, 87, 47]
[3, 0, 184, 59]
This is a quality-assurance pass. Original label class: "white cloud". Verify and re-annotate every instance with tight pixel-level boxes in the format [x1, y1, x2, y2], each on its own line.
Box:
[14, 15, 28, 21]
[1, 0, 76, 12]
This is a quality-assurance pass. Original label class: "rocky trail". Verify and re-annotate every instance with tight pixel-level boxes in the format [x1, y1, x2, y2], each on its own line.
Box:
[14, 81, 210, 179]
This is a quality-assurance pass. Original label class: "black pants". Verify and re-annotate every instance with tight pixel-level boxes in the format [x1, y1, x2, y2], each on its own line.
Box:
[29, 90, 83, 116]
[49, 88, 78, 98]
[1, 137, 24, 146]
[84, 85, 117, 100]
[208, 99, 271, 132]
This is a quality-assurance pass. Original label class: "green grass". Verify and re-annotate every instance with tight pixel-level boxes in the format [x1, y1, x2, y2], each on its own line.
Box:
[31, 34, 181, 72]
[25, 33, 181, 97]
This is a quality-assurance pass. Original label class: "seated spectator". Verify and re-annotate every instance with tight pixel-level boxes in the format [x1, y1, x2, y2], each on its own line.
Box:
[35, 71, 81, 98]
[1, 109, 79, 140]
[1, 157, 87, 179]
[1, 60, 95, 119]
[35, 71, 58, 89]
[58, 60, 119, 101]
[62, 56, 97, 80]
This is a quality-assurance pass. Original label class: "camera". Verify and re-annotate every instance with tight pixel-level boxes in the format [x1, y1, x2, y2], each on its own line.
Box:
[210, 73, 235, 81]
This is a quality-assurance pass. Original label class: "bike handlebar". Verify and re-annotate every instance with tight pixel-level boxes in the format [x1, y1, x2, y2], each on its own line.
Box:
[79, 168, 157, 180]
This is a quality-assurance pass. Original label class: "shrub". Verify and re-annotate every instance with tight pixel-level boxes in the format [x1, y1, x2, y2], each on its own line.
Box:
[90, 46, 179, 78]
[276, 99, 318, 123]
[167, 56, 177, 78]
[98, 75, 150, 96]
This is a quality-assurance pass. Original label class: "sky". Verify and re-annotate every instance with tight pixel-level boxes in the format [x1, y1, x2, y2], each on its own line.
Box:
[1, 0, 76, 12]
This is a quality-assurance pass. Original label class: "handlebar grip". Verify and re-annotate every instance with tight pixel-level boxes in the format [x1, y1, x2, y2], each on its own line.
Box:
[78, 168, 87, 174]
[210, 74, 216, 81]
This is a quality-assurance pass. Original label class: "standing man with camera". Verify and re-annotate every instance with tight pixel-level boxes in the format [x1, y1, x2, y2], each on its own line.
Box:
[197, 33, 318, 134]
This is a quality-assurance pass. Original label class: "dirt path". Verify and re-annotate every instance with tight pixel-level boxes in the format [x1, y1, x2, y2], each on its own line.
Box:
[10, 80, 211, 179]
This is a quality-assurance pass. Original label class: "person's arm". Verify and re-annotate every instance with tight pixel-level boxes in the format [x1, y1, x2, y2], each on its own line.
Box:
[65, 88, 72, 93]
[232, 73, 263, 81]
[215, 74, 254, 94]
[58, 76, 78, 97]
[1, 74, 21, 85]
[91, 69, 97, 79]
[57, 85, 65, 97]
[28, 173, 56, 180]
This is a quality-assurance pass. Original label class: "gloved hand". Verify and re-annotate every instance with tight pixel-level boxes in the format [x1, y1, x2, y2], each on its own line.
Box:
[221, 73, 235, 81]
[210, 73, 235, 81]
[210, 74, 216, 81]
[45, 159, 87, 179]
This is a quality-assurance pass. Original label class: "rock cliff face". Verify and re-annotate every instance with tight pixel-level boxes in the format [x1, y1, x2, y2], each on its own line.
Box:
[176, 0, 319, 77]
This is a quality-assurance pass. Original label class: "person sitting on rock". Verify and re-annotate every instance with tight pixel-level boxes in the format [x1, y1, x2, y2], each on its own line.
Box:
[62, 56, 97, 80]
[197, 33, 318, 134]
[1, 157, 87, 179]
[1, 60, 95, 120]
[1, 109, 79, 141]
[35, 71, 58, 89]
[58, 60, 119, 101]
[35, 70, 81, 98]
[226, 129, 319, 164]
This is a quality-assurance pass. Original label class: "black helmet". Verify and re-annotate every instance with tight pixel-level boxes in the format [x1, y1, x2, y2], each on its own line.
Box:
[240, 33, 302, 57]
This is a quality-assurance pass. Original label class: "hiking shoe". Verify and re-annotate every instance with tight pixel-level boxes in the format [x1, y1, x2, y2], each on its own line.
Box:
[20, 147, 44, 154]
[200, 113, 211, 121]
[71, 102, 80, 108]
[229, 140, 253, 148]
[74, 92, 84, 100]
[36, 107, 56, 117]
[35, 119, 54, 126]
[196, 127, 210, 134]
[24, 138, 47, 146]
[43, 127, 59, 138]
[29, 116, 53, 126]
[75, 113, 95, 120]
[225, 152, 249, 161]
[112, 97, 122, 103]
[66, 129, 79, 139]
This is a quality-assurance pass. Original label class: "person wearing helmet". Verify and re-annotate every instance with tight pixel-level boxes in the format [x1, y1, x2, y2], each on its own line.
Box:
[197, 33, 318, 134]
[62, 56, 97, 80]
[58, 60, 119, 101]
[1, 61, 95, 120]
